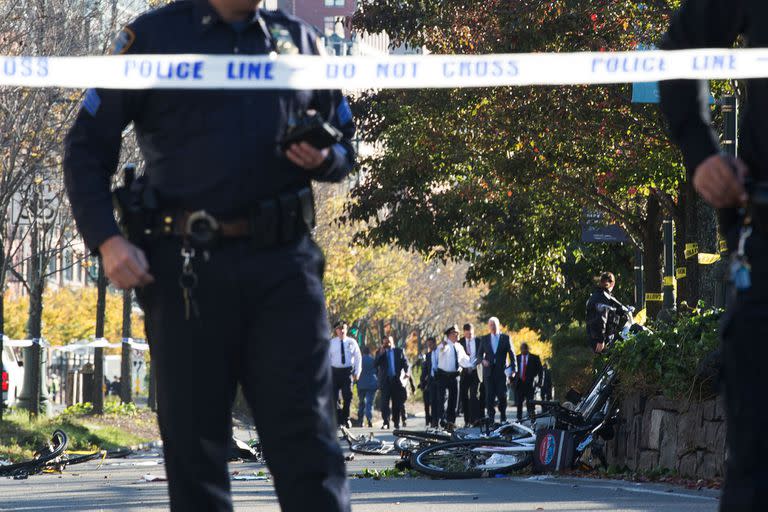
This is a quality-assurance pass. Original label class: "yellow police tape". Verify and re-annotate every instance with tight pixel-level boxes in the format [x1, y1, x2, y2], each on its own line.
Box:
[698, 253, 722, 265]
[684, 243, 699, 259]
[645, 293, 664, 302]
[1, 48, 768, 90]
[676, 267, 687, 280]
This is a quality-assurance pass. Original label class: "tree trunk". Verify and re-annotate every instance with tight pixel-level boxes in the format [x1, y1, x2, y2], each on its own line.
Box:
[697, 197, 723, 307]
[679, 180, 700, 308]
[93, 262, 107, 414]
[148, 356, 157, 411]
[18, 217, 45, 415]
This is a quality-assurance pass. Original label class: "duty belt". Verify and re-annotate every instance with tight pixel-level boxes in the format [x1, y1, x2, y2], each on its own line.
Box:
[156, 187, 315, 249]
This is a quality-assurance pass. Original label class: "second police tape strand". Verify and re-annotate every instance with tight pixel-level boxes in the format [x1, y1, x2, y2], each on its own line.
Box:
[0, 48, 766, 90]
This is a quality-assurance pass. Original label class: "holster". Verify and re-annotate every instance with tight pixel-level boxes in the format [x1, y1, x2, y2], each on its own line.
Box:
[112, 164, 159, 248]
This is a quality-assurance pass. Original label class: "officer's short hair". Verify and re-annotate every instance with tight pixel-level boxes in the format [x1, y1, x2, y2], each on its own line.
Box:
[463, 323, 473, 332]
[426, 336, 436, 344]
[600, 272, 615, 284]
[333, 320, 347, 330]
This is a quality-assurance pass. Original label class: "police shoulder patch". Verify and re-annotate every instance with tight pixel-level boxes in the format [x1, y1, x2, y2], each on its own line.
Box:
[111, 27, 136, 55]
[336, 97, 353, 126]
[82, 88, 101, 117]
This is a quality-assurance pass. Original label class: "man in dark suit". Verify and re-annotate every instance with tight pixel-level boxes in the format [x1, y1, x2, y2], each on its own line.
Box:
[514, 343, 543, 422]
[458, 323, 484, 427]
[418, 337, 437, 427]
[476, 317, 516, 423]
[540, 364, 553, 402]
[375, 336, 408, 429]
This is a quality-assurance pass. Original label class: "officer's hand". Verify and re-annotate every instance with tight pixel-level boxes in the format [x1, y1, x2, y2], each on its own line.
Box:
[99, 235, 155, 289]
[693, 155, 749, 208]
[286, 142, 330, 170]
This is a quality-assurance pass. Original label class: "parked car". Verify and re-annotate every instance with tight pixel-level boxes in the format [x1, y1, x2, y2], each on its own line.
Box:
[2, 343, 25, 409]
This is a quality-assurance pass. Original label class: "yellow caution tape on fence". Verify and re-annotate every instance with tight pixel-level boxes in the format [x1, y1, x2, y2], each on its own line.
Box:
[698, 253, 721, 265]
[645, 293, 664, 302]
[684, 243, 699, 259]
[676, 267, 687, 280]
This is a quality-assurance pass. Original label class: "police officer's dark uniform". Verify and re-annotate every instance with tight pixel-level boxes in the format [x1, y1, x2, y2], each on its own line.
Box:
[63, 1, 355, 511]
[585, 286, 621, 352]
[660, 1, 768, 509]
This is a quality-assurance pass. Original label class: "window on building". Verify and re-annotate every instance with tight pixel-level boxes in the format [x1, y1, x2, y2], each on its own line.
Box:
[64, 249, 73, 281]
[324, 0, 344, 6]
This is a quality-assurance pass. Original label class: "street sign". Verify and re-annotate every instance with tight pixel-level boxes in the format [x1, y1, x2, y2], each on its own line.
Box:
[631, 44, 714, 105]
[581, 209, 629, 244]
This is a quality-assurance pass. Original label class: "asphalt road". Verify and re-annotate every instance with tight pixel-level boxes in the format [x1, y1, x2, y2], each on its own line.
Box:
[0, 415, 720, 512]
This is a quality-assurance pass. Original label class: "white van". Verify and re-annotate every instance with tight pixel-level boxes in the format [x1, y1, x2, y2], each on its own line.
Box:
[2, 344, 25, 408]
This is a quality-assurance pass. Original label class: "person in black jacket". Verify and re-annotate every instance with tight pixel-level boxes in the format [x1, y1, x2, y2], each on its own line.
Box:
[418, 337, 437, 427]
[659, 2, 768, 508]
[514, 344, 543, 422]
[62, 2, 356, 511]
[585, 272, 622, 353]
[375, 336, 408, 429]
[539, 364, 554, 402]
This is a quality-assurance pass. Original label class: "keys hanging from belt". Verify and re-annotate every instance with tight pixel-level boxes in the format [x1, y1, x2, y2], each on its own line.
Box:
[730, 225, 753, 291]
[179, 244, 200, 320]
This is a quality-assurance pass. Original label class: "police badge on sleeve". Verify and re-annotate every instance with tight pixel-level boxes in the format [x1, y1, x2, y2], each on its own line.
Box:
[111, 27, 136, 55]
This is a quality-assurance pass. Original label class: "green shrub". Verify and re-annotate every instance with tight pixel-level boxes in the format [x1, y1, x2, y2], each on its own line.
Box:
[103, 400, 138, 416]
[610, 308, 721, 401]
[61, 402, 94, 417]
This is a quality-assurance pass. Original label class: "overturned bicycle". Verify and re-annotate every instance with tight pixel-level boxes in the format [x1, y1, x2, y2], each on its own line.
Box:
[369, 305, 649, 479]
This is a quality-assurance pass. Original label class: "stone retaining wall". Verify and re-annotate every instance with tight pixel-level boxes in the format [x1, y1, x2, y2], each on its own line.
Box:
[605, 394, 726, 479]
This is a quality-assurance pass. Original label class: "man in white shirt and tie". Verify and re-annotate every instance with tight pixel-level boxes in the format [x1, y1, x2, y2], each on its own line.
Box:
[430, 325, 472, 430]
[459, 323, 484, 427]
[329, 321, 362, 428]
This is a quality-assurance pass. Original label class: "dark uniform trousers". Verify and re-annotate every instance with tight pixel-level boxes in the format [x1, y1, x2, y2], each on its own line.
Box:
[484, 372, 509, 423]
[332, 366, 353, 424]
[432, 370, 459, 427]
[380, 376, 405, 428]
[138, 235, 349, 512]
[514, 380, 536, 422]
[721, 230, 768, 511]
[459, 369, 483, 426]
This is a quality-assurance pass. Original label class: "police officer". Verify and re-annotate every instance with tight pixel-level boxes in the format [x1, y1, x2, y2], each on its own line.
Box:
[585, 272, 621, 353]
[660, 1, 768, 509]
[63, 1, 355, 511]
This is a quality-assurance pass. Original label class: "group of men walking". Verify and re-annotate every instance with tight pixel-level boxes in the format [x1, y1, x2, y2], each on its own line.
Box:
[420, 319, 551, 429]
[328, 318, 553, 430]
[329, 321, 410, 429]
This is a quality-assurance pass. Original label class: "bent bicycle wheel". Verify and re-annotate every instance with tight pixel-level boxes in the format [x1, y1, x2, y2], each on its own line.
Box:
[452, 423, 535, 443]
[394, 436, 425, 453]
[350, 441, 397, 456]
[411, 440, 532, 479]
[392, 429, 451, 444]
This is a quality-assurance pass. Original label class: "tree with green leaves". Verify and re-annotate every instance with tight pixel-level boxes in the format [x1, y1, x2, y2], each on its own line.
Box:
[348, 0, 704, 330]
